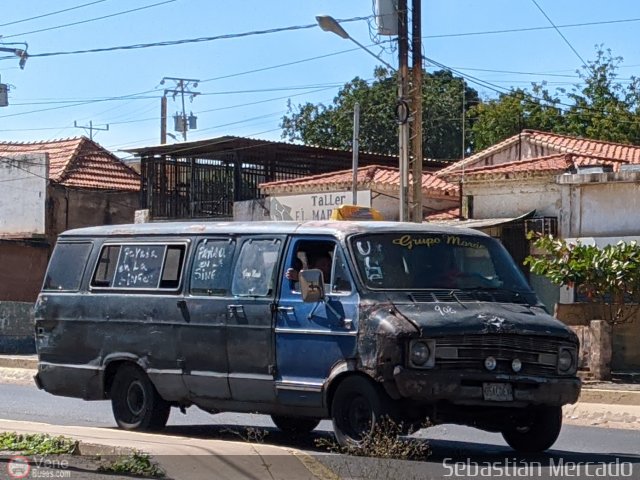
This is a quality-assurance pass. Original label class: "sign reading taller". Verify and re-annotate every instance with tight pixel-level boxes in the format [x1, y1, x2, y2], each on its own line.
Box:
[0, 153, 48, 236]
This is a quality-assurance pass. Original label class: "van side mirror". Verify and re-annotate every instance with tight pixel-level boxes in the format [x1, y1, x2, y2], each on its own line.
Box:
[299, 269, 325, 303]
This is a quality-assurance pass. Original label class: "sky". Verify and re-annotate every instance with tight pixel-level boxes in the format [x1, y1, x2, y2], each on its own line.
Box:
[2, 0, 640, 161]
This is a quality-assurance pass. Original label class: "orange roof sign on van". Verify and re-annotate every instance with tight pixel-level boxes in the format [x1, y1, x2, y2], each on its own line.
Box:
[330, 205, 384, 221]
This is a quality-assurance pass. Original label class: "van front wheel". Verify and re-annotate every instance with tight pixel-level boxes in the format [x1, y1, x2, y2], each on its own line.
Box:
[271, 415, 320, 435]
[331, 375, 391, 448]
[110, 364, 170, 431]
[501, 406, 562, 453]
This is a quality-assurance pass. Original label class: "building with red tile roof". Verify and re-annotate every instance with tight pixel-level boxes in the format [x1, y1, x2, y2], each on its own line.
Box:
[0, 137, 140, 191]
[433, 130, 640, 328]
[0, 137, 140, 302]
[438, 129, 640, 177]
[242, 165, 459, 222]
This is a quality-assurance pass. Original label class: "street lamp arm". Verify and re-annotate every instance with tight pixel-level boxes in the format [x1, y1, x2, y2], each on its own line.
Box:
[346, 36, 395, 72]
[316, 15, 395, 71]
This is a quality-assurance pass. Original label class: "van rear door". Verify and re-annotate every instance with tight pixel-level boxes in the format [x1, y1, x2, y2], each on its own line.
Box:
[227, 236, 284, 403]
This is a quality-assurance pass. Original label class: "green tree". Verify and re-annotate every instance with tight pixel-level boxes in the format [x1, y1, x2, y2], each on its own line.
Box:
[281, 67, 480, 160]
[469, 47, 640, 150]
[525, 235, 640, 325]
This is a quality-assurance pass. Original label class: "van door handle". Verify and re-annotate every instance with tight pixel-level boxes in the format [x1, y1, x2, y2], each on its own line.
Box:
[277, 306, 294, 313]
[227, 304, 244, 313]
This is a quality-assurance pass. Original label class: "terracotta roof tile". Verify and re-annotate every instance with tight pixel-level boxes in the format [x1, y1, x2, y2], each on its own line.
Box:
[445, 153, 629, 181]
[424, 206, 460, 221]
[526, 130, 640, 163]
[259, 165, 458, 196]
[0, 137, 140, 191]
[438, 130, 640, 177]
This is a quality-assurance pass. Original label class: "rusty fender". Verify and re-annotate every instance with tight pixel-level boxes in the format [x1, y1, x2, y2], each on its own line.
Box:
[357, 302, 420, 399]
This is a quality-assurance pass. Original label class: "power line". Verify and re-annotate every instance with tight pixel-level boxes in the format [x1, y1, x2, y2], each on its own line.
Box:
[0, 0, 109, 28]
[0, 0, 177, 40]
[530, 0, 589, 68]
[423, 16, 640, 39]
[12, 16, 370, 59]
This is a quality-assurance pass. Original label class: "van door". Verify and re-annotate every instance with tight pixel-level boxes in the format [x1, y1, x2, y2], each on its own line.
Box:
[275, 237, 359, 407]
[181, 237, 235, 401]
[227, 236, 284, 403]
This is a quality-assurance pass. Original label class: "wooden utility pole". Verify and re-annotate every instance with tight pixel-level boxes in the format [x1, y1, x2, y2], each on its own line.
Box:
[397, 0, 410, 222]
[160, 95, 167, 144]
[73, 120, 109, 140]
[410, 0, 423, 223]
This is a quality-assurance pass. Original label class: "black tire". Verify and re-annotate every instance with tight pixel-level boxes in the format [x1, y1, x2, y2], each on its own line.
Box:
[330, 375, 391, 448]
[501, 406, 562, 453]
[110, 364, 170, 431]
[271, 415, 320, 435]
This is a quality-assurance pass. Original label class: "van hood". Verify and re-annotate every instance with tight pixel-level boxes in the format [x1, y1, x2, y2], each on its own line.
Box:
[390, 301, 575, 341]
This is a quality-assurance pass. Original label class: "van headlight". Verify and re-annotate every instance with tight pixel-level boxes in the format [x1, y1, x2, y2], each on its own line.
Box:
[558, 347, 576, 374]
[409, 340, 436, 368]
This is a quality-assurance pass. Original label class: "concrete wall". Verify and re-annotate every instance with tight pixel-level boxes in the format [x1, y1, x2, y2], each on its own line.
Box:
[234, 191, 459, 222]
[558, 172, 640, 238]
[0, 301, 35, 354]
[48, 186, 139, 238]
[0, 240, 49, 302]
[463, 178, 561, 220]
[555, 303, 640, 371]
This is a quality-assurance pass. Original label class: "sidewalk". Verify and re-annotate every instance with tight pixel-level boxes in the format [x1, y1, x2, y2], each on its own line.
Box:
[0, 418, 334, 480]
[1, 355, 638, 431]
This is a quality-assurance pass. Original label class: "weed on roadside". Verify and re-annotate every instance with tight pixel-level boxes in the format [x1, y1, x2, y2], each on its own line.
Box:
[98, 450, 165, 478]
[0, 432, 78, 455]
[315, 417, 431, 460]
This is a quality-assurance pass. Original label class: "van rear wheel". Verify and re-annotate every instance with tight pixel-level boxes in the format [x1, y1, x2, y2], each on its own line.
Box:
[271, 415, 320, 435]
[110, 364, 170, 431]
[331, 375, 391, 448]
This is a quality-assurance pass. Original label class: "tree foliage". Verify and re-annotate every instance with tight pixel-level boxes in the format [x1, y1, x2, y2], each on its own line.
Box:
[525, 235, 640, 324]
[282, 47, 640, 159]
[281, 67, 479, 160]
[469, 47, 640, 151]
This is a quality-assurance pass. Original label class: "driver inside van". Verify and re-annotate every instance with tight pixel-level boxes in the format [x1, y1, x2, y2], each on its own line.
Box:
[285, 250, 332, 287]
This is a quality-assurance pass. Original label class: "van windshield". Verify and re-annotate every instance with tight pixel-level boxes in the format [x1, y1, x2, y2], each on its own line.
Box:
[350, 232, 532, 293]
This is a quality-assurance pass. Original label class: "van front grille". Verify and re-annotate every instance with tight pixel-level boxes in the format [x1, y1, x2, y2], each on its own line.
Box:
[432, 334, 567, 375]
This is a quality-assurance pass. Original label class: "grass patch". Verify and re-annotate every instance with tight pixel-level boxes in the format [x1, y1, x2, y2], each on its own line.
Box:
[0, 432, 78, 455]
[98, 451, 165, 478]
[316, 417, 431, 460]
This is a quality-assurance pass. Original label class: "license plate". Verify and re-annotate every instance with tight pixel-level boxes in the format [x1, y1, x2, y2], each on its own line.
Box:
[483, 383, 513, 401]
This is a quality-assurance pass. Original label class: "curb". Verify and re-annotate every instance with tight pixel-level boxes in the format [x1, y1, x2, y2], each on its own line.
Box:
[579, 388, 640, 406]
[0, 355, 37, 370]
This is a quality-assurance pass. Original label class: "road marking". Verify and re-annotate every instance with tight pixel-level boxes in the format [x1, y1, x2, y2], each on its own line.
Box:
[290, 450, 340, 480]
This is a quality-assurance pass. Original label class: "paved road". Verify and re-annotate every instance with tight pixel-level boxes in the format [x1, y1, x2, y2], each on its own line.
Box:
[1, 383, 639, 479]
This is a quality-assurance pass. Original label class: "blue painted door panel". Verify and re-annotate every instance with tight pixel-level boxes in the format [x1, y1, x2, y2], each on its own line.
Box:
[275, 236, 359, 407]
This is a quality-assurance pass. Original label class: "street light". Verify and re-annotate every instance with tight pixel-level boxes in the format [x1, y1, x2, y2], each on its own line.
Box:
[315, 14, 410, 221]
[315, 16, 395, 72]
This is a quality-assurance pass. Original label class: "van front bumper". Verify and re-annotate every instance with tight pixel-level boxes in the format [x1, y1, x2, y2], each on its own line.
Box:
[393, 367, 581, 407]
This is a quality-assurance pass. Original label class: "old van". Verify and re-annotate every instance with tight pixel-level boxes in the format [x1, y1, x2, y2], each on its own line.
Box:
[34, 221, 580, 452]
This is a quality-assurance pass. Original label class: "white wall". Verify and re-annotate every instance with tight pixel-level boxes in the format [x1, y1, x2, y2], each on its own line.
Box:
[464, 179, 561, 220]
[0, 154, 48, 236]
[563, 174, 640, 238]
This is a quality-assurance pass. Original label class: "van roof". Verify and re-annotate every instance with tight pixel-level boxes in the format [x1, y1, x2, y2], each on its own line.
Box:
[59, 221, 488, 239]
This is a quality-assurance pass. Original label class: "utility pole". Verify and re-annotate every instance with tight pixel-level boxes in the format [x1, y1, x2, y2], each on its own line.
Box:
[410, 0, 423, 223]
[352, 102, 360, 205]
[397, 0, 410, 222]
[160, 77, 200, 142]
[74, 120, 109, 140]
[160, 95, 167, 144]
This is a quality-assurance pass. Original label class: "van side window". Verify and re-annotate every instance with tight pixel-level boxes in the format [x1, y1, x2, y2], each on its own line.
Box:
[91, 243, 186, 290]
[190, 239, 235, 296]
[331, 247, 353, 294]
[93, 245, 120, 286]
[43, 242, 92, 291]
[232, 239, 281, 297]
